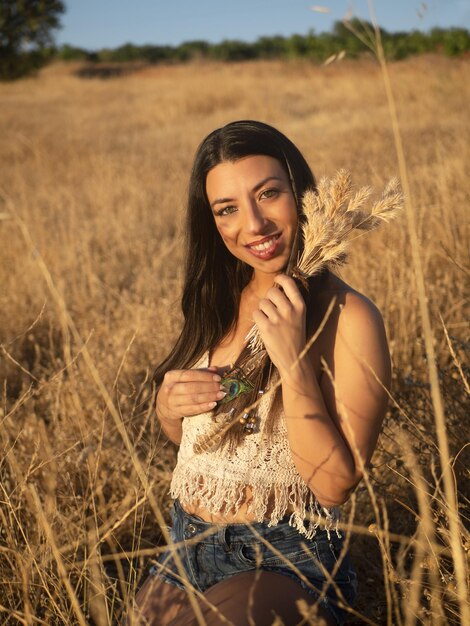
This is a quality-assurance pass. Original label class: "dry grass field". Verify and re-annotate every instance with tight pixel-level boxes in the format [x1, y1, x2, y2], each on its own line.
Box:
[0, 54, 469, 625]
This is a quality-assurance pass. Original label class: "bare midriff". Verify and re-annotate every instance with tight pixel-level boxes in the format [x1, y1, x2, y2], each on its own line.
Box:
[180, 485, 294, 524]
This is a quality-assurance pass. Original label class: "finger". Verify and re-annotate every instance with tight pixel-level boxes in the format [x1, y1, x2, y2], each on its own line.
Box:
[159, 385, 223, 414]
[164, 369, 222, 383]
[164, 368, 221, 389]
[257, 298, 280, 320]
[181, 401, 219, 416]
[162, 388, 222, 417]
[264, 284, 293, 313]
[172, 381, 225, 398]
[172, 382, 228, 414]
[160, 396, 218, 417]
[252, 309, 269, 328]
[175, 391, 226, 409]
[273, 274, 305, 310]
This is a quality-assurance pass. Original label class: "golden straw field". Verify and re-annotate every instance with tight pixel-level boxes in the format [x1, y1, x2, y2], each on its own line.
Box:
[0, 54, 469, 624]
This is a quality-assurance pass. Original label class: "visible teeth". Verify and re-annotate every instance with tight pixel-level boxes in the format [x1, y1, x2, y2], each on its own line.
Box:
[251, 237, 276, 251]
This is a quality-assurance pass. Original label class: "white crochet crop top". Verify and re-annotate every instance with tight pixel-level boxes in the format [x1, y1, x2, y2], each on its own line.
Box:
[170, 352, 339, 538]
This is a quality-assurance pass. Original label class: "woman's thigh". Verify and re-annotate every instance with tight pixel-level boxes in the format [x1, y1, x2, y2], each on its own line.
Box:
[126, 575, 189, 626]
[169, 571, 336, 626]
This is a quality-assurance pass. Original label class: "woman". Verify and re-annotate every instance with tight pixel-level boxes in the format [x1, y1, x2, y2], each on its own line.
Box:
[130, 121, 391, 625]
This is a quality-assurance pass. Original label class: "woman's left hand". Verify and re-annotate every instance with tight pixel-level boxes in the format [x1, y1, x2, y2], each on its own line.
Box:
[252, 274, 307, 374]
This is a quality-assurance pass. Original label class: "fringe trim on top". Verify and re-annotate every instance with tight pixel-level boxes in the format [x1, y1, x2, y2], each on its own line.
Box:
[170, 467, 339, 540]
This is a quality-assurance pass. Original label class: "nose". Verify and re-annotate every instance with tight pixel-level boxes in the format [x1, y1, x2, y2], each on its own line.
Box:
[244, 199, 268, 234]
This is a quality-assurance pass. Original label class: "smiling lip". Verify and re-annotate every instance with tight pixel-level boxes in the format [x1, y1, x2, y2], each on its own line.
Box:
[245, 233, 281, 259]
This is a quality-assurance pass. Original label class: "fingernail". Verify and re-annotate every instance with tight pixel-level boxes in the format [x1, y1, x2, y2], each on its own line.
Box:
[208, 402, 217, 409]
[212, 374, 221, 382]
[216, 391, 227, 400]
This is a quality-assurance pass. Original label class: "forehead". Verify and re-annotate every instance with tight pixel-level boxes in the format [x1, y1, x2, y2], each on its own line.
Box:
[205, 155, 288, 197]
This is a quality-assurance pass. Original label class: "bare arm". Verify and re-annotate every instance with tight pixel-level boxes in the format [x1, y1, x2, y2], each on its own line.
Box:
[254, 276, 391, 507]
[282, 294, 390, 506]
[155, 367, 224, 445]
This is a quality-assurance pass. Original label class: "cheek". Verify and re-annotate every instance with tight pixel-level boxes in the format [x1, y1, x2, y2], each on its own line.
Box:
[217, 224, 237, 245]
[287, 209, 298, 236]
[287, 203, 298, 226]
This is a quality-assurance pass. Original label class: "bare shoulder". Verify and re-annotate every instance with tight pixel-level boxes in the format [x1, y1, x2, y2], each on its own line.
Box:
[338, 287, 386, 336]
[311, 273, 390, 372]
[314, 272, 385, 330]
[327, 276, 391, 384]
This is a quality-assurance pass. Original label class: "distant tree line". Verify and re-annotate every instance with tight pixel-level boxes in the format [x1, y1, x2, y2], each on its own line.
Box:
[1, 3, 469, 81]
[58, 21, 470, 66]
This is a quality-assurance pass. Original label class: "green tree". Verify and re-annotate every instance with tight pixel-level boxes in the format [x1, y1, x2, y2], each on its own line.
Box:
[0, 0, 65, 80]
[284, 33, 309, 59]
[254, 35, 286, 59]
[57, 43, 90, 62]
[442, 28, 470, 55]
[176, 40, 209, 62]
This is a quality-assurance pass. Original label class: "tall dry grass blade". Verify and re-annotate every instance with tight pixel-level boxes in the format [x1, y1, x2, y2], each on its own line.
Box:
[379, 503, 403, 626]
[439, 314, 470, 396]
[367, 2, 470, 623]
[320, 357, 396, 624]
[86, 525, 110, 626]
[8, 202, 209, 626]
[0, 345, 39, 383]
[28, 485, 88, 626]
[398, 434, 437, 626]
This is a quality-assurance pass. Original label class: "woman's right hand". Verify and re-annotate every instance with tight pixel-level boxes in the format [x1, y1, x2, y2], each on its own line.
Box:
[156, 367, 225, 422]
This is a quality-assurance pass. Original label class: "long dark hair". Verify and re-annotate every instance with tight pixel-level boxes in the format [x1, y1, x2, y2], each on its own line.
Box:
[153, 120, 316, 386]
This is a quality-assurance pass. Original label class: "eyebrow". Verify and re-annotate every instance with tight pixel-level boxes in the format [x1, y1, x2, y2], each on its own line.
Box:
[210, 176, 284, 209]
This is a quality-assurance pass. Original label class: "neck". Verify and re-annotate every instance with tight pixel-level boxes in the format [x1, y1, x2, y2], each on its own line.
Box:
[247, 270, 280, 298]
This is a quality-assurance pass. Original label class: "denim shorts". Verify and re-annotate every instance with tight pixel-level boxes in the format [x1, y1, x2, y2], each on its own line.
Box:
[150, 500, 357, 625]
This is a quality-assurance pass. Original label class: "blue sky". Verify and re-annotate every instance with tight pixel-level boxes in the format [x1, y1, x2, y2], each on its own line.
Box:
[57, 0, 470, 49]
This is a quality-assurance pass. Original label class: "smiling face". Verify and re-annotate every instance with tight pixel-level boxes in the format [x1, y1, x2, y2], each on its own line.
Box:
[205, 155, 298, 278]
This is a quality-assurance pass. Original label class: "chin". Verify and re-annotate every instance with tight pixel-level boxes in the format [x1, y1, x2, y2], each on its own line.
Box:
[253, 257, 289, 274]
